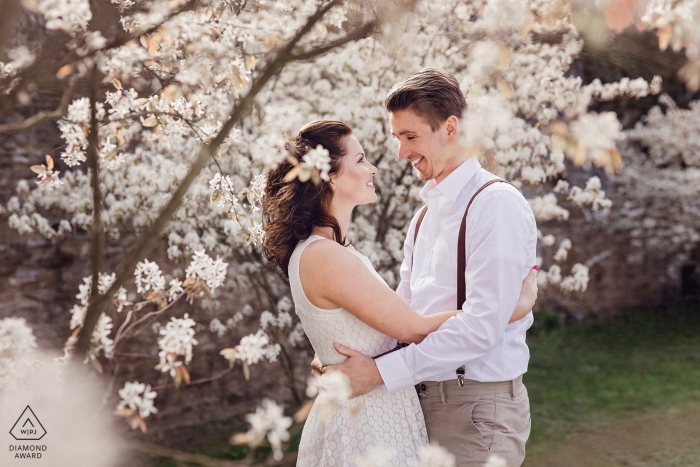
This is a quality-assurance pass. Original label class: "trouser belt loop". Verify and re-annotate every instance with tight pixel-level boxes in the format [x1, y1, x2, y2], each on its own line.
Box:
[511, 379, 515, 400]
[438, 381, 446, 405]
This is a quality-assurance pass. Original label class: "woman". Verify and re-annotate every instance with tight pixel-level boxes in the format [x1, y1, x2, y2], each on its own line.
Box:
[262, 120, 537, 466]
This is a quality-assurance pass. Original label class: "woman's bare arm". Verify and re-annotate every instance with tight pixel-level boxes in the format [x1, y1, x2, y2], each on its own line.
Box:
[300, 241, 538, 345]
[300, 240, 457, 344]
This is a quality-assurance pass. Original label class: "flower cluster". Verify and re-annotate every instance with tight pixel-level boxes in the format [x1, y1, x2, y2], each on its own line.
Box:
[115, 381, 158, 432]
[184, 249, 228, 292]
[134, 259, 166, 295]
[156, 313, 198, 376]
[236, 398, 293, 461]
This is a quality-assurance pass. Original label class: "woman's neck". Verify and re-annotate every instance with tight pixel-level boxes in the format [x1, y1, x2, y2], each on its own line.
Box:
[311, 202, 352, 243]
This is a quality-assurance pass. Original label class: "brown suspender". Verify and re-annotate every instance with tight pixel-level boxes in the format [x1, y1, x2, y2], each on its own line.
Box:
[412, 179, 514, 309]
[373, 179, 514, 360]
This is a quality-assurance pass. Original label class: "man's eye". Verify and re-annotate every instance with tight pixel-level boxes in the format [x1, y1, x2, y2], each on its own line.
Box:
[407, 136, 415, 141]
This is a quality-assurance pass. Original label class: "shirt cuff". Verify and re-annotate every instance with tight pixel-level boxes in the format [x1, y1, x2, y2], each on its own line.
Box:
[375, 348, 415, 394]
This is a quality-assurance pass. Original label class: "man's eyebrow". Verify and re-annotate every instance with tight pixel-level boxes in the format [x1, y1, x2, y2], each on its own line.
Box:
[390, 130, 416, 137]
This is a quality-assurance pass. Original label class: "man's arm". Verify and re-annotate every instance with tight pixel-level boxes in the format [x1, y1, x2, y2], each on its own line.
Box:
[375, 188, 536, 393]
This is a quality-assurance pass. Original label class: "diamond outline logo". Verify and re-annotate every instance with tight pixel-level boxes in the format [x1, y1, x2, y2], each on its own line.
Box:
[10, 405, 46, 441]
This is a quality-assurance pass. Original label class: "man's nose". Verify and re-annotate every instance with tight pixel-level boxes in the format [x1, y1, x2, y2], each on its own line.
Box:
[397, 142, 409, 160]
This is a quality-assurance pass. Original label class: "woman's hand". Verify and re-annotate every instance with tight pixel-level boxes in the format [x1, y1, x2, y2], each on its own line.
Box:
[310, 353, 323, 378]
[509, 265, 539, 323]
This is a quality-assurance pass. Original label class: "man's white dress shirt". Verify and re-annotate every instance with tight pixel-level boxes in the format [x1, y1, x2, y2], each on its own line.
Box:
[375, 157, 537, 394]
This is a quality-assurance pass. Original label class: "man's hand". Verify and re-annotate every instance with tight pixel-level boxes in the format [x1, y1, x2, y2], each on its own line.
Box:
[324, 343, 384, 398]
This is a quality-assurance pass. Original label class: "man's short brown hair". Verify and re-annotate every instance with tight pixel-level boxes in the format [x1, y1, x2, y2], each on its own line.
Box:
[384, 68, 467, 131]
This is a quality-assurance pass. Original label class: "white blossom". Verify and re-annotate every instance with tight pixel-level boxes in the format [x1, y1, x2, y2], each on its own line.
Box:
[117, 381, 158, 419]
[355, 446, 397, 467]
[560, 263, 590, 293]
[483, 454, 508, 467]
[209, 318, 228, 337]
[302, 145, 332, 181]
[528, 194, 570, 222]
[287, 322, 306, 347]
[315, 370, 351, 425]
[233, 330, 280, 365]
[0, 317, 37, 356]
[413, 443, 456, 467]
[134, 259, 165, 295]
[157, 313, 198, 367]
[185, 250, 228, 291]
[91, 313, 115, 360]
[553, 239, 572, 262]
[167, 278, 184, 302]
[36, 0, 92, 32]
[243, 398, 292, 461]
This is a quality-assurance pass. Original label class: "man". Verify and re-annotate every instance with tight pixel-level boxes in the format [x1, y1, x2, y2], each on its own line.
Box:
[318, 68, 537, 466]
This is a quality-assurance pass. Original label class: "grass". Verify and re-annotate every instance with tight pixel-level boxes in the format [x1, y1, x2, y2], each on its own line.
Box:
[524, 305, 700, 465]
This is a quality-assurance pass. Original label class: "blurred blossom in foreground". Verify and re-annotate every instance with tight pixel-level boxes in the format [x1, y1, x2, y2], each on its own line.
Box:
[414, 443, 456, 467]
[314, 370, 351, 425]
[483, 453, 508, 467]
[232, 398, 292, 461]
[354, 445, 397, 467]
[0, 331, 120, 466]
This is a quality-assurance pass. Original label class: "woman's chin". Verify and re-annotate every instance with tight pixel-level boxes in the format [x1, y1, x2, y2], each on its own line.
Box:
[359, 195, 378, 205]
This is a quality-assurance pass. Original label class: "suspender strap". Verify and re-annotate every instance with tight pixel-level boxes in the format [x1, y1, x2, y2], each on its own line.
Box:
[457, 179, 513, 308]
[410, 205, 428, 271]
[385, 179, 514, 362]
[410, 179, 514, 309]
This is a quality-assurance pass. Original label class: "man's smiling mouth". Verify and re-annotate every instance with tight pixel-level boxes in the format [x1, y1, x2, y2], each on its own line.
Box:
[410, 156, 424, 167]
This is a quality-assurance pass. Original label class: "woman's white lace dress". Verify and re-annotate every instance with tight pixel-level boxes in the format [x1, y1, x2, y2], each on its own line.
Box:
[289, 235, 428, 466]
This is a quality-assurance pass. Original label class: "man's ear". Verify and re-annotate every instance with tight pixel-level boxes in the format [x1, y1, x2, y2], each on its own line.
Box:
[444, 115, 459, 142]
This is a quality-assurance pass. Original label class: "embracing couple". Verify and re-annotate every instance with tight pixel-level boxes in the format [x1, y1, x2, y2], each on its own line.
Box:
[262, 69, 538, 467]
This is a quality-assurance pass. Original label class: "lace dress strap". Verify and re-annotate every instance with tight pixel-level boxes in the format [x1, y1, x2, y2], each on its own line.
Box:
[288, 235, 341, 320]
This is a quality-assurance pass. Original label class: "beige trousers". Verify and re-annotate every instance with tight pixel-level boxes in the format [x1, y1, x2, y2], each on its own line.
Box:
[417, 375, 530, 467]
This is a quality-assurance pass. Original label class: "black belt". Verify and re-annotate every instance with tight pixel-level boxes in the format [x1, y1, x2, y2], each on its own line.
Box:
[372, 341, 409, 359]
[373, 343, 466, 387]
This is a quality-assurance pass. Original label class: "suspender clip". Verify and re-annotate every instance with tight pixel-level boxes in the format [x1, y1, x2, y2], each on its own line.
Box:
[456, 366, 465, 387]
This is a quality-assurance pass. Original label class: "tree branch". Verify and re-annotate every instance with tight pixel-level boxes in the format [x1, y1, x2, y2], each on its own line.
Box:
[0, 78, 75, 135]
[150, 366, 234, 391]
[290, 21, 376, 61]
[81, 66, 105, 355]
[74, 0, 378, 358]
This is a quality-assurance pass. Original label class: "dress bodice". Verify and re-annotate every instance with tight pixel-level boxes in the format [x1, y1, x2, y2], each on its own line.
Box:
[288, 235, 396, 365]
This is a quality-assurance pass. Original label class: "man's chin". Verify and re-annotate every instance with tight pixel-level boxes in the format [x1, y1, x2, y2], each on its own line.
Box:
[414, 167, 431, 181]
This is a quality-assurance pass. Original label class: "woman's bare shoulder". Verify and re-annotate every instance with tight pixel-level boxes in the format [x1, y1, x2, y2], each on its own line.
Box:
[300, 238, 362, 272]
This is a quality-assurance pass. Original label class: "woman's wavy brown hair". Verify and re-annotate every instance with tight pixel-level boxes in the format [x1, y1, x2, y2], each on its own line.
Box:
[263, 120, 353, 277]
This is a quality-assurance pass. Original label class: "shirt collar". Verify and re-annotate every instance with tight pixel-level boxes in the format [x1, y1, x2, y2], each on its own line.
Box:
[419, 157, 482, 203]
